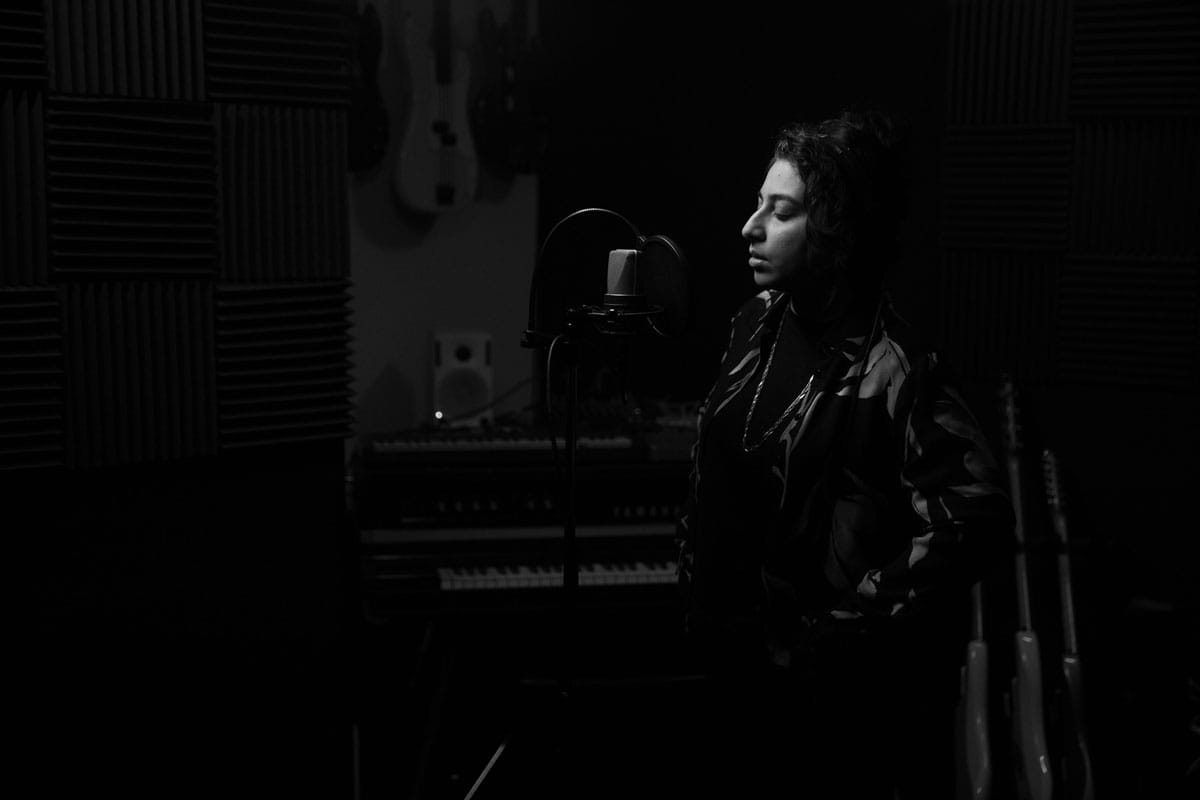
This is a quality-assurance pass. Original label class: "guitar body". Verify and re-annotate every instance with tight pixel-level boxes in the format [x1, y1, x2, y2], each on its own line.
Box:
[957, 639, 992, 799]
[1058, 655, 1095, 800]
[1012, 632, 1053, 800]
[393, 0, 479, 214]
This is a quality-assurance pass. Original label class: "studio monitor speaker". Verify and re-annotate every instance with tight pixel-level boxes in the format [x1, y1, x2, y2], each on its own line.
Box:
[432, 330, 493, 427]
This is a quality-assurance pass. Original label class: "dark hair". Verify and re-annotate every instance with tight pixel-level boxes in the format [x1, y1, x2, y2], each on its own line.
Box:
[772, 108, 910, 299]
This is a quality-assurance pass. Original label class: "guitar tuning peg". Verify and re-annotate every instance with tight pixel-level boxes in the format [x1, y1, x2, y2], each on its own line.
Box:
[1042, 448, 1065, 507]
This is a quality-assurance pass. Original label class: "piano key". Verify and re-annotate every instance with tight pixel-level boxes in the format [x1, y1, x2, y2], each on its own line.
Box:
[435, 561, 679, 591]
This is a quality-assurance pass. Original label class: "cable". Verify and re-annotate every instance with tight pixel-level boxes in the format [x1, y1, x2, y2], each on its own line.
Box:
[543, 333, 567, 484]
[442, 376, 535, 425]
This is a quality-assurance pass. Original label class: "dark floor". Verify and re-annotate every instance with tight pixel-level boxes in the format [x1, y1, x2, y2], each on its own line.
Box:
[19, 593, 1197, 799]
[352, 597, 1198, 800]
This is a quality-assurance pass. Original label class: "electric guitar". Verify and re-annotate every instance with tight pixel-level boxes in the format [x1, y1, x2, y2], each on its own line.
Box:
[999, 376, 1053, 800]
[393, 0, 479, 214]
[1043, 448, 1095, 800]
[956, 580, 993, 799]
[471, 0, 545, 175]
[347, 2, 389, 174]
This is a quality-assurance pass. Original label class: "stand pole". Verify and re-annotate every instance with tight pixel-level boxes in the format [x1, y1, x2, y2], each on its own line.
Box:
[561, 328, 579, 697]
[548, 319, 583, 794]
[461, 321, 586, 800]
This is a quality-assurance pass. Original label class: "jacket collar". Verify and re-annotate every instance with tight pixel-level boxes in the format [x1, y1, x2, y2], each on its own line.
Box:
[755, 289, 880, 361]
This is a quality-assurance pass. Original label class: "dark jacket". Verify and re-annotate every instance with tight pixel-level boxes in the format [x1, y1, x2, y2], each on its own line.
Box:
[676, 289, 1014, 664]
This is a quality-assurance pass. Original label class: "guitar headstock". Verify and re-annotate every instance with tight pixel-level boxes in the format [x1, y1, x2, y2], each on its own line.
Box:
[1042, 448, 1065, 513]
[998, 374, 1023, 456]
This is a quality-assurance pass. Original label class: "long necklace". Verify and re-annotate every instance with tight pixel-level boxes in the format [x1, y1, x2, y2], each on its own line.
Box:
[741, 315, 815, 453]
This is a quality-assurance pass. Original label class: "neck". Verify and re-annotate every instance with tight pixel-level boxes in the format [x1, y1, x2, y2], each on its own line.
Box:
[787, 280, 852, 335]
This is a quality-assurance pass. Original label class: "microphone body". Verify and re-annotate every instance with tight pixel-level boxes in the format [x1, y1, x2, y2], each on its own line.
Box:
[604, 249, 644, 309]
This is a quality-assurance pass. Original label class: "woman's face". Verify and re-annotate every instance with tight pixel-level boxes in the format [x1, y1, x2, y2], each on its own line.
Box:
[741, 158, 808, 291]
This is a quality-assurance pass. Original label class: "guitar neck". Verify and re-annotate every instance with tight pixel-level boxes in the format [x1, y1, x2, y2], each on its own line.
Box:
[513, 0, 528, 41]
[1000, 379, 1054, 800]
[969, 580, 985, 642]
[1055, 524, 1080, 656]
[1006, 453, 1036, 631]
[1044, 447, 1081, 656]
[433, 0, 453, 83]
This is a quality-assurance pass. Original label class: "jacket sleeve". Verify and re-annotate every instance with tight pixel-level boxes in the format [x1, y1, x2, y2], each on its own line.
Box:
[834, 352, 1014, 620]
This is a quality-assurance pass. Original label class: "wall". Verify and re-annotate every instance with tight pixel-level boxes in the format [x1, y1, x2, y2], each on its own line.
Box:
[348, 0, 539, 439]
[349, 172, 539, 433]
[3, 1, 359, 796]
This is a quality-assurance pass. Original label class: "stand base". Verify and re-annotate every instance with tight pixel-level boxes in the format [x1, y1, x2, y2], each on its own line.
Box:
[376, 600, 698, 800]
[457, 674, 708, 800]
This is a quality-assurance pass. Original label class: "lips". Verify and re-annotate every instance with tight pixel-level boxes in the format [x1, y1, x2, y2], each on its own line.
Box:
[749, 251, 766, 268]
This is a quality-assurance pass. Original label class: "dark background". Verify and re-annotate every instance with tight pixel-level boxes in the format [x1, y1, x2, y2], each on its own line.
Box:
[4, 0, 1197, 797]
[534, 0, 951, 403]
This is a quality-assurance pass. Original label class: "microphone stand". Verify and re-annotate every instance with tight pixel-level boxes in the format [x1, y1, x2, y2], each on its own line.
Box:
[461, 305, 657, 800]
[550, 311, 583, 792]
[460, 208, 681, 800]
[559, 312, 582, 697]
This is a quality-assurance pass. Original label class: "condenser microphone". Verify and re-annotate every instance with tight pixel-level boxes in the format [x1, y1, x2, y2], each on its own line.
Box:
[604, 248, 644, 310]
[522, 208, 686, 345]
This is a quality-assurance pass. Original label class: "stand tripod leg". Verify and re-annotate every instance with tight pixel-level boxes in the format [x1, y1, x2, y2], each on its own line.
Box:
[407, 621, 454, 800]
[462, 732, 513, 800]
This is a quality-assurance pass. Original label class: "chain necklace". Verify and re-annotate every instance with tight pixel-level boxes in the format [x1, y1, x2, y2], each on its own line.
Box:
[741, 315, 815, 453]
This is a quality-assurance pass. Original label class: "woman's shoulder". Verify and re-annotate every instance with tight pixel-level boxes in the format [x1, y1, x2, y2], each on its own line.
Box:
[732, 289, 778, 319]
[728, 289, 784, 332]
[878, 314, 928, 369]
[878, 297, 954, 366]
[876, 309, 974, 407]
[860, 307, 949, 401]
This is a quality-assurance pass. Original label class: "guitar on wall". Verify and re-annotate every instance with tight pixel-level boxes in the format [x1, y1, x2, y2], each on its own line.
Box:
[1042, 447, 1096, 800]
[393, 0, 479, 214]
[956, 580, 993, 799]
[471, 0, 547, 175]
[999, 376, 1053, 800]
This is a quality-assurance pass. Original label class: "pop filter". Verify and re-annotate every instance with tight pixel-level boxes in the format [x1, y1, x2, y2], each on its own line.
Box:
[639, 233, 689, 338]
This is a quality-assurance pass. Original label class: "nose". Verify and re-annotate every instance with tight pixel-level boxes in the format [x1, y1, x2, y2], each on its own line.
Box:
[741, 208, 764, 242]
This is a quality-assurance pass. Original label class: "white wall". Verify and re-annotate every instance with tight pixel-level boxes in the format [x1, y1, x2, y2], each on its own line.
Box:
[347, 0, 539, 439]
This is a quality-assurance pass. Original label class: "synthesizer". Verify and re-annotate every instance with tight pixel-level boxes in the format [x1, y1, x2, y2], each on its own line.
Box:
[349, 426, 691, 617]
[359, 522, 679, 616]
[365, 428, 637, 464]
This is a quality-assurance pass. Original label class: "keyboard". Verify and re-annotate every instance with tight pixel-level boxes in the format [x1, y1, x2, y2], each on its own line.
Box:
[365, 430, 640, 467]
[436, 559, 678, 591]
[351, 429, 689, 617]
[358, 523, 680, 615]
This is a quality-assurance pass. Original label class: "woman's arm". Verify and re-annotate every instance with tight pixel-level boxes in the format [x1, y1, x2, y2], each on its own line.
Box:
[835, 353, 1014, 620]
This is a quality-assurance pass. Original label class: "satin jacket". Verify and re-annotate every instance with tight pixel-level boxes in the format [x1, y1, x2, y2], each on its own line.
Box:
[676, 289, 1014, 658]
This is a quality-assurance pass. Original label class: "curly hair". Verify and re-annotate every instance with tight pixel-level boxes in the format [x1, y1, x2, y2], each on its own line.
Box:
[771, 109, 910, 300]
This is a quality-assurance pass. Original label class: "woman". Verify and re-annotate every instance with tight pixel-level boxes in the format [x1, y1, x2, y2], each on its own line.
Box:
[674, 110, 1013, 798]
